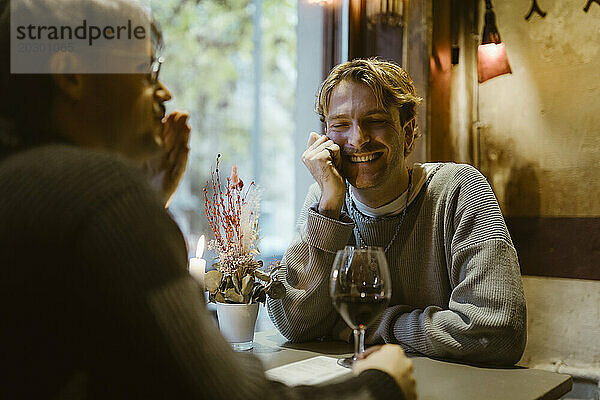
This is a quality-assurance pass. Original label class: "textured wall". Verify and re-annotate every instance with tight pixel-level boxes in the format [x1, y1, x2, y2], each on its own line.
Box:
[434, 0, 600, 376]
[478, 1, 600, 218]
[475, 0, 600, 375]
[474, 1, 600, 281]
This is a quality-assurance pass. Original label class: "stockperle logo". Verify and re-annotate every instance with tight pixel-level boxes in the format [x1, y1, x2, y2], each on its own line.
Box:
[11, 0, 152, 74]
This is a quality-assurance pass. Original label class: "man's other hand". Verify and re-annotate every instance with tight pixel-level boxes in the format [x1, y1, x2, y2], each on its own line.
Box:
[143, 110, 191, 208]
[353, 344, 417, 400]
[302, 132, 346, 219]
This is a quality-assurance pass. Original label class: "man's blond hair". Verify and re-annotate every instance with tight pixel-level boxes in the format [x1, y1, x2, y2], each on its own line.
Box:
[316, 58, 422, 156]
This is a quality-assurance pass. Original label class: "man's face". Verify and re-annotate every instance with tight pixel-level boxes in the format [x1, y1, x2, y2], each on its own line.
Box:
[326, 80, 406, 190]
[77, 53, 171, 163]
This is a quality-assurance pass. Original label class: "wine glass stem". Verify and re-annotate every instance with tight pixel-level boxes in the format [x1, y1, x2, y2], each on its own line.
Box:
[353, 326, 366, 360]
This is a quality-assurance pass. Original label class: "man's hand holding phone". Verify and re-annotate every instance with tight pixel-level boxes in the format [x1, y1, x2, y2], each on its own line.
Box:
[302, 132, 346, 219]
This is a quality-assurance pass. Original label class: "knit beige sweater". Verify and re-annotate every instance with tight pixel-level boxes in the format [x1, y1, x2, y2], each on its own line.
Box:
[268, 163, 527, 366]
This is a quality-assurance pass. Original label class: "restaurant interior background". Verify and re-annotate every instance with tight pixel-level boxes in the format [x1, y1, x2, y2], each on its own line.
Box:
[153, 0, 599, 397]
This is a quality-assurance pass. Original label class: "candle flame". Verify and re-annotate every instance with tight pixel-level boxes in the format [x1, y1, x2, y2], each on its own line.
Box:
[196, 235, 205, 259]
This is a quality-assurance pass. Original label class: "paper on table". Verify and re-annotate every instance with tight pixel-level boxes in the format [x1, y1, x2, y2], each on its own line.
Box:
[265, 356, 351, 386]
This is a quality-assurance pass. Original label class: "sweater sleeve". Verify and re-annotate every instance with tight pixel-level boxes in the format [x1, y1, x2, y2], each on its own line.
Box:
[74, 162, 400, 400]
[267, 183, 356, 342]
[374, 165, 527, 366]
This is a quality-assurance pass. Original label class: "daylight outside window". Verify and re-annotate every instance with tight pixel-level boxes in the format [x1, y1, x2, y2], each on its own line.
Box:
[152, 0, 297, 263]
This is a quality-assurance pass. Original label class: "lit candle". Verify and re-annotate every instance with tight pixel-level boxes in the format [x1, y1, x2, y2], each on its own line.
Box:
[189, 235, 207, 291]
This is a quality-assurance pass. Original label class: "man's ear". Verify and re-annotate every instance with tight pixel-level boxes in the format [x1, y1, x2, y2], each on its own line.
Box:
[404, 118, 416, 149]
[49, 52, 84, 101]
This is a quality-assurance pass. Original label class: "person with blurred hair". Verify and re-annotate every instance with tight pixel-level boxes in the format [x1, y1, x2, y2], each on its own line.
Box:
[268, 58, 527, 367]
[0, 1, 416, 399]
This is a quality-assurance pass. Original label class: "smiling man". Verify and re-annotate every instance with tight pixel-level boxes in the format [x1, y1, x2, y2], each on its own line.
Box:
[267, 58, 527, 367]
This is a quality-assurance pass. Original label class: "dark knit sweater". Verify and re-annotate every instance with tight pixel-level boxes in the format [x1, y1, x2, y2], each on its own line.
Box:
[0, 144, 402, 400]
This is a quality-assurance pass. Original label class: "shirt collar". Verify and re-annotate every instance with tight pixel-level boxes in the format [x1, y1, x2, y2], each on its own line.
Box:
[349, 163, 429, 217]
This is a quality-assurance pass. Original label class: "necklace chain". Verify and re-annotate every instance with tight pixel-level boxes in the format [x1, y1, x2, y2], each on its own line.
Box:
[348, 169, 413, 254]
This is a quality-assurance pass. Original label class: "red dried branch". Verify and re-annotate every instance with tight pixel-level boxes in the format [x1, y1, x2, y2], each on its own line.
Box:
[204, 155, 258, 270]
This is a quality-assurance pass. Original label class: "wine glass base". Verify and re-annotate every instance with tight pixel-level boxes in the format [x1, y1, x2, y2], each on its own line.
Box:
[337, 356, 355, 368]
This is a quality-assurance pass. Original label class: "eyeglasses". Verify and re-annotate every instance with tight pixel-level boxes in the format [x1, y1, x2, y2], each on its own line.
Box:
[150, 56, 164, 85]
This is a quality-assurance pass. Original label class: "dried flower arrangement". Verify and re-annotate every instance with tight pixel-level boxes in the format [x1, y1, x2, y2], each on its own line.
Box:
[203, 155, 285, 304]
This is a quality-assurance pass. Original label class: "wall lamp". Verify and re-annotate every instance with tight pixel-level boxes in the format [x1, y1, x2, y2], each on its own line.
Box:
[477, 0, 511, 83]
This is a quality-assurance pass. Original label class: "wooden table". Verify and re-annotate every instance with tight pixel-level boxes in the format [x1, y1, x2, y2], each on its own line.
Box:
[252, 330, 573, 400]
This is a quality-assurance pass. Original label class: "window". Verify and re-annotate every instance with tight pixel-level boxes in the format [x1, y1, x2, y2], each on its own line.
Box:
[153, 0, 297, 261]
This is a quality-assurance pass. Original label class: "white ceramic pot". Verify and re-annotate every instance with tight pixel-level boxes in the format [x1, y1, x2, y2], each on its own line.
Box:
[216, 302, 259, 351]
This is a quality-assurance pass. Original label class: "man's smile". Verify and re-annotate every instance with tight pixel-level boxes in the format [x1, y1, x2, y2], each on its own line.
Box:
[347, 152, 384, 163]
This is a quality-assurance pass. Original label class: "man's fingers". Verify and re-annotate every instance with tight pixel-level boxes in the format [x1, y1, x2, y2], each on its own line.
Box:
[175, 110, 190, 119]
[303, 132, 328, 162]
[166, 110, 189, 122]
[302, 135, 343, 176]
[173, 121, 191, 149]
[307, 132, 332, 153]
[329, 143, 342, 169]
[174, 110, 190, 126]
[163, 111, 191, 152]
[168, 127, 191, 165]
[307, 131, 320, 148]
[311, 139, 338, 162]
[162, 112, 176, 124]
[312, 138, 334, 153]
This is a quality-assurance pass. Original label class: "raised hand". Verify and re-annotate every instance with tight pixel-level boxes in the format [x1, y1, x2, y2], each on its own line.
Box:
[302, 131, 346, 219]
[142, 111, 191, 207]
[353, 344, 417, 400]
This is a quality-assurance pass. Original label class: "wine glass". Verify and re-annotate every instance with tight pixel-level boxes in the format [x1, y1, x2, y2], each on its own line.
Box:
[330, 246, 391, 368]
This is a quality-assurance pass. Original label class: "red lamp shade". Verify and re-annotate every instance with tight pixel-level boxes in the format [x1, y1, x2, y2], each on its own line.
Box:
[477, 0, 511, 83]
[478, 42, 511, 83]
